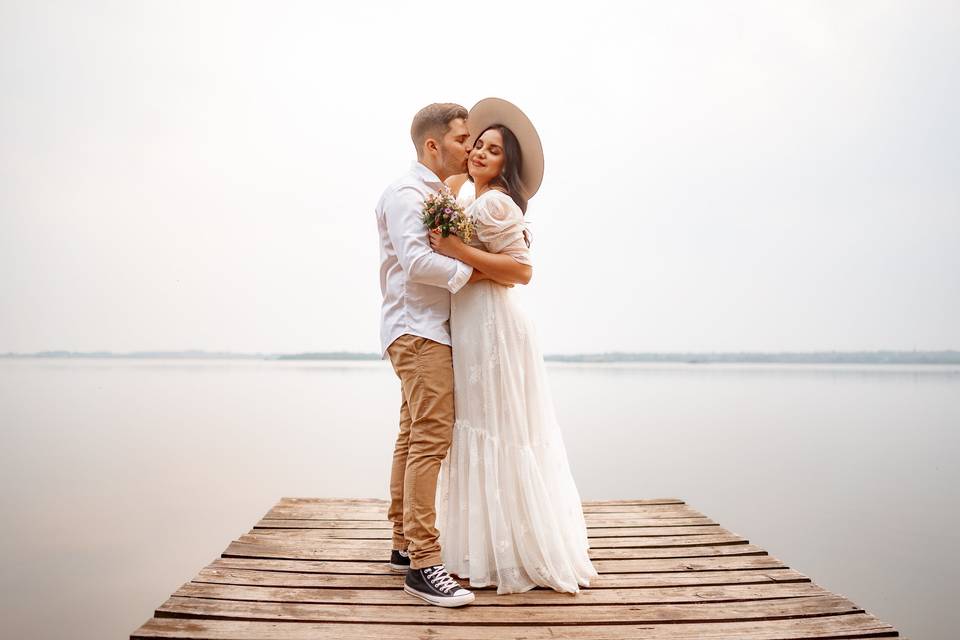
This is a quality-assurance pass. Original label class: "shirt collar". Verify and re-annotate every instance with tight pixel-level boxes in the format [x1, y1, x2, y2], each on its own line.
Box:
[410, 161, 444, 187]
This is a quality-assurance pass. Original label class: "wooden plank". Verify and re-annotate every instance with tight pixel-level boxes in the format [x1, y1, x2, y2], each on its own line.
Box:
[254, 519, 721, 532]
[278, 497, 391, 504]
[266, 502, 705, 518]
[586, 525, 724, 537]
[223, 539, 767, 561]
[584, 504, 698, 514]
[257, 511, 716, 529]
[130, 497, 901, 638]
[582, 515, 715, 525]
[133, 613, 899, 639]
[239, 530, 747, 548]
[155, 593, 863, 624]
[212, 554, 790, 574]
[194, 565, 811, 589]
[277, 497, 688, 506]
[172, 580, 832, 605]
[581, 498, 687, 505]
[261, 510, 708, 523]
[270, 501, 703, 516]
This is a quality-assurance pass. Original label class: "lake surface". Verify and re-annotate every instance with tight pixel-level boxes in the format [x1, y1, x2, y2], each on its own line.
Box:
[1, 358, 957, 639]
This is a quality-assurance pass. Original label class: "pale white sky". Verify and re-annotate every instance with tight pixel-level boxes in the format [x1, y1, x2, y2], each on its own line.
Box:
[1, 1, 958, 354]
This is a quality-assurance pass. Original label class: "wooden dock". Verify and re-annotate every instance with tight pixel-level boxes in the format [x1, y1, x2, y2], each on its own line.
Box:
[131, 497, 902, 639]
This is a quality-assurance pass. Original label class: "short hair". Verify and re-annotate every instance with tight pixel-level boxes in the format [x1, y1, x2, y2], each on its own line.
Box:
[410, 103, 467, 154]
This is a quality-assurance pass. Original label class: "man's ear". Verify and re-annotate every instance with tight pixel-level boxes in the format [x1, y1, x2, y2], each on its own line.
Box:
[424, 138, 439, 155]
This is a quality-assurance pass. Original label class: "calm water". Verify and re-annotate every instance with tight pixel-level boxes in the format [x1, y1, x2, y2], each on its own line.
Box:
[1, 358, 957, 639]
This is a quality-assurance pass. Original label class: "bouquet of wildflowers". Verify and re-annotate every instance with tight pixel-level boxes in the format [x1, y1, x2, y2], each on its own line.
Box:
[421, 189, 476, 243]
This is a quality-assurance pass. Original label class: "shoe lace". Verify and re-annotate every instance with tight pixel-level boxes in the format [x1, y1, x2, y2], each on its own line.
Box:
[425, 565, 460, 593]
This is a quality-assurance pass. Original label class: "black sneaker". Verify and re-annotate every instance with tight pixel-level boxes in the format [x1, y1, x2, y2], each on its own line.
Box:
[389, 548, 410, 573]
[404, 564, 475, 607]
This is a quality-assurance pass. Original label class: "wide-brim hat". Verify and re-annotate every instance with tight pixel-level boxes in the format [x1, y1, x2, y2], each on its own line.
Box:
[467, 97, 544, 200]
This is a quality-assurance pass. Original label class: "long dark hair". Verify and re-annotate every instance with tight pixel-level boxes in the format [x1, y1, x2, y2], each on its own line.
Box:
[470, 124, 527, 213]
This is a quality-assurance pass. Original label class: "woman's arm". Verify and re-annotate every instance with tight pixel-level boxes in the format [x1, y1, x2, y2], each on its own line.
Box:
[430, 231, 532, 285]
[468, 267, 514, 287]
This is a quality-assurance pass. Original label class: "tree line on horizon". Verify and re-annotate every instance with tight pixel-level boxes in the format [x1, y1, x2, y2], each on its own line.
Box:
[3, 350, 959, 364]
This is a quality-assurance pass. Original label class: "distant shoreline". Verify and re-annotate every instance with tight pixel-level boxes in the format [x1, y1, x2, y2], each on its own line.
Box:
[2, 350, 959, 364]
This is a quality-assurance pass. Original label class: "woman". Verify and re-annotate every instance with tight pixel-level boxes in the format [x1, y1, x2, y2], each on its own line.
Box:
[429, 98, 599, 595]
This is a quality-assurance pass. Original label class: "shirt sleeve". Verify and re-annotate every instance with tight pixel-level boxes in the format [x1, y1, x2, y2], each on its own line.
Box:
[385, 185, 473, 293]
[474, 193, 533, 266]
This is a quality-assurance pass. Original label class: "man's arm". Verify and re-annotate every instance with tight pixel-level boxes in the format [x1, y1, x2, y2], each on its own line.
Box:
[385, 186, 473, 293]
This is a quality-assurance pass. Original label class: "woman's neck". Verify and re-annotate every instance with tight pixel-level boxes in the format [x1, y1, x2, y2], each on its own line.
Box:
[474, 179, 505, 197]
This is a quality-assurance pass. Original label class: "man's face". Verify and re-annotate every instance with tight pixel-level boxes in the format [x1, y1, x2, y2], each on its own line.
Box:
[437, 117, 470, 179]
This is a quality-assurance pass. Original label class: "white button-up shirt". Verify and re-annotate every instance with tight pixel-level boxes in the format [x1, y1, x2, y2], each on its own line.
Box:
[376, 161, 474, 358]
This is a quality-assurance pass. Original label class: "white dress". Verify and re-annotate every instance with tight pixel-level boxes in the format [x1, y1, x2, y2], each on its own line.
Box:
[436, 184, 599, 594]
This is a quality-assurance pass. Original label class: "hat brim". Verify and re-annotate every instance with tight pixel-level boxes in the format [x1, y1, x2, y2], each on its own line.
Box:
[467, 97, 544, 201]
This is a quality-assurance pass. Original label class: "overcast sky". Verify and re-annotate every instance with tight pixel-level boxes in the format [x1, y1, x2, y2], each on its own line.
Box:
[1, 1, 958, 354]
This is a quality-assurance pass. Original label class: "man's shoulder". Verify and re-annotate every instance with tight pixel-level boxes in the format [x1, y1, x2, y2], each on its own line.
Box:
[379, 171, 428, 211]
[390, 165, 430, 191]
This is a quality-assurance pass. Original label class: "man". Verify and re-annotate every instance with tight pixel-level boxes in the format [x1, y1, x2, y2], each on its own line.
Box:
[375, 103, 500, 607]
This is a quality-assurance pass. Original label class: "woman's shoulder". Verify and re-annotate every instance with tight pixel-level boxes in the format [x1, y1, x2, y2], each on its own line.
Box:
[475, 189, 522, 222]
[444, 173, 469, 196]
[456, 179, 476, 208]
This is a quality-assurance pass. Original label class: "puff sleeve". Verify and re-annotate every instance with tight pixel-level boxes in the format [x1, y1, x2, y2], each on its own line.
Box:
[474, 192, 532, 266]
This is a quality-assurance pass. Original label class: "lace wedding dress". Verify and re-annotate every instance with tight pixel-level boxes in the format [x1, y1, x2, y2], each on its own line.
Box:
[436, 183, 598, 594]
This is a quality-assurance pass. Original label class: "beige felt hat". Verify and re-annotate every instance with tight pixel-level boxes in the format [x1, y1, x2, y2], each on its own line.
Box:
[467, 97, 544, 200]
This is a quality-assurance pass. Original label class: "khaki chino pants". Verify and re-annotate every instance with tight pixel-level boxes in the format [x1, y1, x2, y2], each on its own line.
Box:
[385, 334, 455, 570]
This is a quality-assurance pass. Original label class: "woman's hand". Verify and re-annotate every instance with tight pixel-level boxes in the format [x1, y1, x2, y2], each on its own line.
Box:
[429, 229, 465, 259]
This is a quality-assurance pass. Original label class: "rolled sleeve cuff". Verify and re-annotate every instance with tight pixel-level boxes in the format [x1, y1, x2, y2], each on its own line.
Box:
[447, 261, 473, 294]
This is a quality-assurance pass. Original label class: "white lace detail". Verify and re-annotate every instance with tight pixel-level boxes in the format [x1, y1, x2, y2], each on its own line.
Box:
[453, 418, 551, 451]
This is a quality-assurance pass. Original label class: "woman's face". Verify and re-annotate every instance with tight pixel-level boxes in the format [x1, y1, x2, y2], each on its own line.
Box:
[468, 128, 505, 186]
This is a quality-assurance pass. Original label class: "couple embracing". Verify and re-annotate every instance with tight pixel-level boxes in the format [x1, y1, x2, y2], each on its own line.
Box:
[375, 98, 598, 607]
